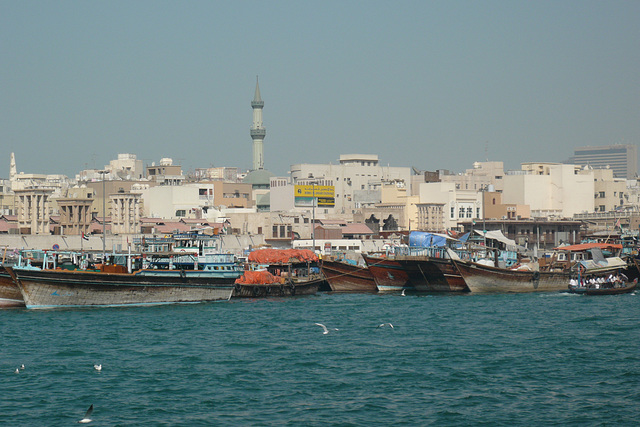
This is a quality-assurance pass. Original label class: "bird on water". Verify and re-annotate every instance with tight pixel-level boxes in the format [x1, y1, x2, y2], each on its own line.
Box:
[93, 364, 102, 371]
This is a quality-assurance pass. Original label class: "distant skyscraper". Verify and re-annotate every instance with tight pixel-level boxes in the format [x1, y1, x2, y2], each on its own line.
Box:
[250, 77, 266, 171]
[571, 144, 638, 179]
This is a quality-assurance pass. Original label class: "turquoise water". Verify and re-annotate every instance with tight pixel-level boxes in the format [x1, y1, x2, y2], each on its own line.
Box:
[1, 292, 639, 426]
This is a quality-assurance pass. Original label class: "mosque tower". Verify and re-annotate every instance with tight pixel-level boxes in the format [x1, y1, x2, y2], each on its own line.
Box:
[250, 77, 266, 171]
[9, 152, 17, 181]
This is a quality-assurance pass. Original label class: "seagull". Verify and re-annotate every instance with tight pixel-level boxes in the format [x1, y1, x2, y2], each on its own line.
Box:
[401, 289, 406, 296]
[377, 323, 394, 329]
[20, 364, 25, 370]
[78, 404, 93, 423]
[93, 364, 102, 371]
[14, 368, 19, 374]
[315, 323, 330, 334]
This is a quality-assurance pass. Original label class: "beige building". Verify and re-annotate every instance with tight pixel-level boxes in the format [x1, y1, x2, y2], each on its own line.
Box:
[15, 188, 53, 234]
[503, 163, 594, 218]
[56, 197, 94, 235]
[290, 154, 412, 214]
[110, 192, 141, 234]
[440, 161, 506, 193]
[482, 191, 530, 220]
[590, 167, 628, 212]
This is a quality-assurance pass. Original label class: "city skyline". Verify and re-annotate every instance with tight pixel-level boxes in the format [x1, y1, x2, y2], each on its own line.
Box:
[1, 1, 638, 179]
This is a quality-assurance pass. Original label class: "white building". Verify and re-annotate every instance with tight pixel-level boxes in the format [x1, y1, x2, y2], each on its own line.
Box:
[289, 154, 412, 214]
[418, 182, 482, 231]
[590, 167, 628, 212]
[503, 163, 594, 218]
[136, 183, 217, 219]
[106, 153, 144, 180]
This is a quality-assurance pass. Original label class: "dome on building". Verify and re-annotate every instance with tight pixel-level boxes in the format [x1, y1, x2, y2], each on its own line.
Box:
[243, 169, 274, 188]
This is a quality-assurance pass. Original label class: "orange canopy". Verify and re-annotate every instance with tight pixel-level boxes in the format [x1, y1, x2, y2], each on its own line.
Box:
[248, 249, 319, 264]
[235, 270, 279, 285]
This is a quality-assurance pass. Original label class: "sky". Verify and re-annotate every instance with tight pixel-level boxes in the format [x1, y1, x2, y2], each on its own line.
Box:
[1, 1, 638, 179]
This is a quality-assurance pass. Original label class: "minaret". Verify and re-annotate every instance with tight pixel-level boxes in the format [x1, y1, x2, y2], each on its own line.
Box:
[9, 152, 17, 181]
[250, 77, 266, 170]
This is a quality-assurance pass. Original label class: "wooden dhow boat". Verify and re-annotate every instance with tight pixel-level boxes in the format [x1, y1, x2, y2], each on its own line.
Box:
[320, 256, 377, 293]
[0, 266, 25, 307]
[6, 249, 240, 309]
[8, 264, 236, 309]
[450, 258, 569, 293]
[234, 249, 323, 298]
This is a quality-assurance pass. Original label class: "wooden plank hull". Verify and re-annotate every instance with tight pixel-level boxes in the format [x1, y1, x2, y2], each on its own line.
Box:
[363, 255, 411, 291]
[452, 260, 569, 293]
[320, 260, 377, 293]
[9, 267, 235, 309]
[0, 267, 25, 307]
[233, 281, 319, 298]
[396, 257, 469, 292]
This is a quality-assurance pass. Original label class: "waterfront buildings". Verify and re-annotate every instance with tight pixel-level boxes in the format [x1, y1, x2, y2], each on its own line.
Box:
[503, 163, 594, 218]
[288, 154, 412, 214]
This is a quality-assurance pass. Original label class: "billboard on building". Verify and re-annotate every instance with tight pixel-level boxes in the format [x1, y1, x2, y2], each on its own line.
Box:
[294, 185, 335, 207]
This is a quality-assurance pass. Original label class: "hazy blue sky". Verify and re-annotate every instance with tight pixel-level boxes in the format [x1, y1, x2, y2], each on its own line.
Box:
[1, 1, 638, 179]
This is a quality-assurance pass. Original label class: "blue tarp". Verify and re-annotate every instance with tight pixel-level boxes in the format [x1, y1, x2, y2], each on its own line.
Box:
[408, 231, 448, 247]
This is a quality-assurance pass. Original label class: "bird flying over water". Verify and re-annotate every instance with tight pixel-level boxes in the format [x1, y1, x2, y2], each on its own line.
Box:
[78, 404, 93, 423]
[401, 289, 406, 296]
[93, 364, 102, 371]
[315, 323, 330, 334]
[377, 323, 394, 329]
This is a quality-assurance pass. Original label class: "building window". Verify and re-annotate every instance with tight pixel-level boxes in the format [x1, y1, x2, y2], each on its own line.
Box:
[279, 225, 285, 237]
[258, 227, 262, 234]
[599, 191, 605, 198]
[476, 207, 480, 218]
[175, 209, 186, 217]
[459, 207, 465, 218]
[303, 218, 309, 224]
[272, 225, 278, 237]
[466, 207, 473, 218]
[294, 217, 299, 224]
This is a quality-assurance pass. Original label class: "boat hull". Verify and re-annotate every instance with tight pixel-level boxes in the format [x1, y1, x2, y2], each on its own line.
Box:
[233, 281, 319, 298]
[9, 267, 235, 309]
[396, 256, 469, 292]
[363, 255, 411, 291]
[321, 260, 377, 293]
[0, 267, 25, 307]
[568, 282, 637, 295]
[452, 260, 568, 293]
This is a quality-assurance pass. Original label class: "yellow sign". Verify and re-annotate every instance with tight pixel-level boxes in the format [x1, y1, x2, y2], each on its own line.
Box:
[294, 185, 335, 198]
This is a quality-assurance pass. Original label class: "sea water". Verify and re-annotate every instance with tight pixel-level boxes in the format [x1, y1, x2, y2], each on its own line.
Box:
[1, 292, 638, 426]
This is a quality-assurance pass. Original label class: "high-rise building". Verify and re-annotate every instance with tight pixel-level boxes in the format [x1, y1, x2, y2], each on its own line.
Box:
[570, 144, 638, 179]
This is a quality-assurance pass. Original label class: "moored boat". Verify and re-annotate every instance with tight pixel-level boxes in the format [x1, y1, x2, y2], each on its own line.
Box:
[362, 254, 411, 292]
[234, 249, 323, 298]
[7, 264, 236, 309]
[320, 257, 377, 293]
[0, 266, 25, 307]
[451, 259, 569, 293]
